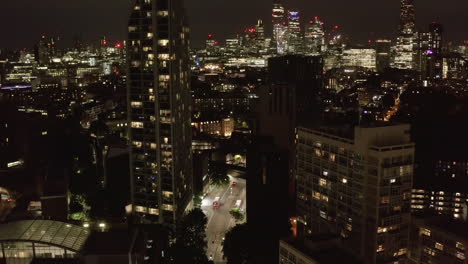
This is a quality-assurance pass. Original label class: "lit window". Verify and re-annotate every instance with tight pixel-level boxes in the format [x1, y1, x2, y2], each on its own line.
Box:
[158, 39, 169, 46]
[319, 178, 327, 187]
[342, 178, 347, 184]
[131, 122, 144, 128]
[456, 242, 465, 250]
[157, 11, 169, 16]
[390, 178, 396, 184]
[164, 137, 169, 144]
[147, 32, 153, 39]
[323, 171, 328, 176]
[376, 245, 384, 252]
[435, 242, 444, 251]
[132, 141, 143, 148]
[312, 192, 320, 200]
[131, 101, 143, 108]
[420, 228, 431, 237]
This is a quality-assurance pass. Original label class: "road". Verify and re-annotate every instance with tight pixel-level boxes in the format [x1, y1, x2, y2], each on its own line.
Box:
[202, 175, 246, 264]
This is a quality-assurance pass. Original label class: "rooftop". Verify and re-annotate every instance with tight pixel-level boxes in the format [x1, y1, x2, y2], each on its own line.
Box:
[0, 219, 91, 252]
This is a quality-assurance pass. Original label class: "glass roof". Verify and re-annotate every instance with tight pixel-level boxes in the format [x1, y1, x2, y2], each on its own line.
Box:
[0, 220, 90, 252]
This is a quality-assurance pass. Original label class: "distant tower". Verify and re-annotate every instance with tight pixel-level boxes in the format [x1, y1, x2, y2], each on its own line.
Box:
[429, 22, 443, 54]
[272, 0, 287, 54]
[127, 0, 193, 225]
[392, 0, 416, 69]
[304, 17, 325, 55]
[256, 19, 265, 49]
[287, 9, 302, 54]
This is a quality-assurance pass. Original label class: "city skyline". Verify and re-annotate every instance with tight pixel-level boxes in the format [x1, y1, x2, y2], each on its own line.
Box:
[0, 0, 467, 49]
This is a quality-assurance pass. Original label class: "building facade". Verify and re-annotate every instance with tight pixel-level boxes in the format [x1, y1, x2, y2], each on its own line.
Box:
[127, 0, 193, 225]
[392, 0, 416, 69]
[296, 124, 414, 263]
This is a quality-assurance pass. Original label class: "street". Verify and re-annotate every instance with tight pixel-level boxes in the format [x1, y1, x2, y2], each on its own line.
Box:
[202, 175, 246, 264]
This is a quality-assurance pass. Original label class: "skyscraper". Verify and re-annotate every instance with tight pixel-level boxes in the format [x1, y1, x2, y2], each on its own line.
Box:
[304, 17, 325, 55]
[255, 19, 265, 50]
[429, 22, 443, 54]
[296, 124, 414, 264]
[391, 0, 416, 69]
[127, 0, 193, 225]
[287, 9, 302, 54]
[272, 0, 287, 54]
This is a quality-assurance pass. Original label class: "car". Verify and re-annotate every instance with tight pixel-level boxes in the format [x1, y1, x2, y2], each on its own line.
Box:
[232, 181, 237, 186]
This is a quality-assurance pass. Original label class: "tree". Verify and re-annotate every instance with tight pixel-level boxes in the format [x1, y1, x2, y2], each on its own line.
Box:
[229, 209, 244, 222]
[223, 223, 250, 264]
[209, 161, 229, 186]
[171, 208, 211, 264]
[193, 191, 204, 208]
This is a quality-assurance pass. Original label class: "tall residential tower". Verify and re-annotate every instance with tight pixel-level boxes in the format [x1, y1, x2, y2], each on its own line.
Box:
[127, 0, 193, 225]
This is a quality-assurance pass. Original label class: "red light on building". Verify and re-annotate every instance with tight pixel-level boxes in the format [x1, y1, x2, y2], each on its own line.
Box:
[115, 42, 122, 48]
[334, 25, 339, 29]
[103, 40, 108, 45]
[208, 34, 213, 39]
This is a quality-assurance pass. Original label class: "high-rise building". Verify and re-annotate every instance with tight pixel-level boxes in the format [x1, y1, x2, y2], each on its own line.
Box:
[304, 17, 325, 56]
[287, 9, 302, 54]
[429, 22, 443, 54]
[257, 55, 323, 217]
[409, 216, 468, 264]
[342, 48, 377, 70]
[272, 0, 288, 54]
[127, 0, 193, 225]
[296, 124, 414, 264]
[391, 0, 416, 69]
[375, 39, 392, 71]
[256, 19, 265, 50]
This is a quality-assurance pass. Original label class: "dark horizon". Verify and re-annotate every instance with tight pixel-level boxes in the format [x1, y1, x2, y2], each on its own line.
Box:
[0, 0, 467, 49]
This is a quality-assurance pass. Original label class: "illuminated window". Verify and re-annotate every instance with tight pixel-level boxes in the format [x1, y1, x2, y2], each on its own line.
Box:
[163, 137, 169, 144]
[157, 11, 169, 16]
[147, 32, 153, 39]
[321, 195, 329, 202]
[319, 178, 327, 187]
[456, 242, 465, 250]
[131, 122, 144, 128]
[158, 53, 170, 60]
[158, 39, 169, 46]
[148, 208, 159, 215]
[390, 178, 396, 184]
[376, 245, 384, 253]
[342, 178, 348, 184]
[435, 242, 444, 251]
[420, 228, 431, 237]
[131, 101, 143, 108]
[132, 141, 143, 148]
[312, 192, 320, 200]
[323, 171, 329, 176]
[163, 204, 174, 211]
[457, 252, 466, 260]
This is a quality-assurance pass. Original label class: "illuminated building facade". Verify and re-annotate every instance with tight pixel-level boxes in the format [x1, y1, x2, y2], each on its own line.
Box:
[296, 124, 414, 264]
[127, 0, 193, 225]
[392, 0, 416, 69]
[342, 48, 377, 70]
[409, 216, 468, 264]
[304, 18, 325, 55]
[287, 9, 302, 54]
[272, 0, 287, 54]
[375, 39, 392, 71]
[256, 19, 265, 50]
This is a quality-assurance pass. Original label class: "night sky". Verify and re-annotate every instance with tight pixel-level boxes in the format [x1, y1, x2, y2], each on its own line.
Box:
[0, 0, 466, 49]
